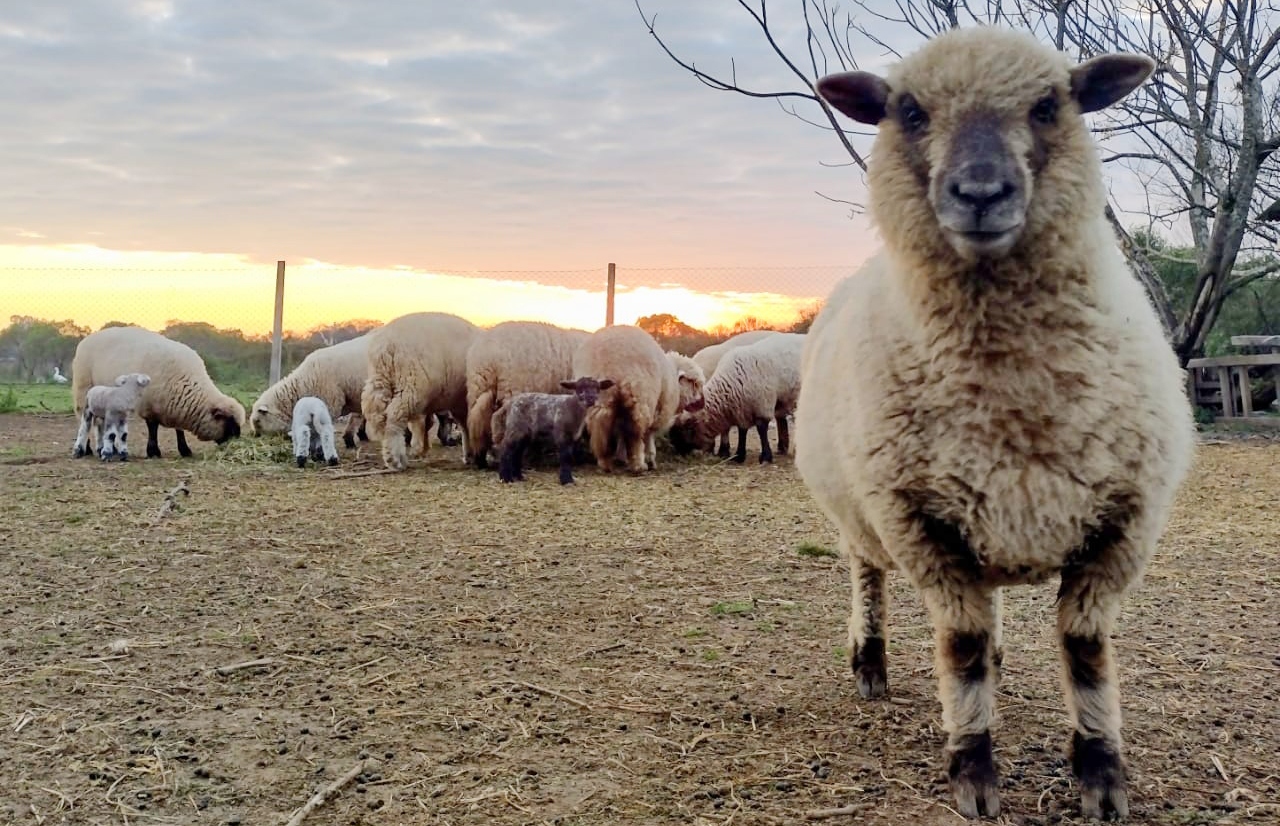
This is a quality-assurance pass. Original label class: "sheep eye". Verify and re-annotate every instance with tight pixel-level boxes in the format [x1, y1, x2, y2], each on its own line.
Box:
[898, 94, 929, 135]
[1031, 95, 1057, 125]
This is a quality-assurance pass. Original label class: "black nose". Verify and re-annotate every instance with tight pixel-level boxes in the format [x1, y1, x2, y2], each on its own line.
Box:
[948, 174, 1016, 212]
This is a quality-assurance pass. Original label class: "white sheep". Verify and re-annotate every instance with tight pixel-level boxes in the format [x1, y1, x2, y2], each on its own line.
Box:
[691, 330, 780, 456]
[250, 334, 371, 448]
[71, 326, 245, 458]
[360, 312, 478, 471]
[290, 396, 339, 468]
[572, 325, 679, 474]
[464, 320, 590, 469]
[672, 333, 804, 464]
[497, 377, 614, 485]
[665, 351, 707, 415]
[796, 28, 1194, 820]
[72, 372, 151, 461]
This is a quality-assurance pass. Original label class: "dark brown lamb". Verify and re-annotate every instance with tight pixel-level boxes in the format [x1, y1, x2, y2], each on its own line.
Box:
[498, 377, 613, 485]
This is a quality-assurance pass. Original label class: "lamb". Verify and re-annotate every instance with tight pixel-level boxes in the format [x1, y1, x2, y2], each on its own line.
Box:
[360, 312, 478, 471]
[465, 321, 590, 469]
[72, 372, 151, 461]
[71, 326, 245, 458]
[795, 28, 1194, 820]
[691, 330, 779, 456]
[572, 325, 679, 474]
[250, 335, 371, 449]
[498, 377, 614, 485]
[665, 351, 707, 414]
[671, 333, 804, 464]
[290, 396, 339, 468]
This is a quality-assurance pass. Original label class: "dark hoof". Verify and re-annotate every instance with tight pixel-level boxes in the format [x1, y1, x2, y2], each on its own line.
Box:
[1073, 733, 1128, 820]
[559, 474, 575, 485]
[73, 446, 86, 458]
[327, 457, 338, 466]
[852, 637, 888, 699]
[296, 456, 307, 468]
[948, 732, 1000, 818]
[146, 445, 161, 459]
[343, 433, 356, 449]
[731, 455, 746, 464]
[474, 455, 489, 470]
[759, 454, 773, 464]
[120, 453, 129, 462]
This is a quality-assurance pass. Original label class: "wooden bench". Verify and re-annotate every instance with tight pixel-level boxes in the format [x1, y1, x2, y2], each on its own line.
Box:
[1185, 352, 1280, 424]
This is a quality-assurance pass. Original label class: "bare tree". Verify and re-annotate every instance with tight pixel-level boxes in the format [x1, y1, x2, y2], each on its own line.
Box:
[637, 0, 1280, 361]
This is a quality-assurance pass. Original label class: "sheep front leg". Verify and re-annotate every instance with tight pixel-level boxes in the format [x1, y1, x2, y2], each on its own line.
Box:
[406, 415, 428, 459]
[775, 413, 790, 455]
[846, 551, 888, 699]
[342, 416, 360, 449]
[754, 418, 773, 464]
[73, 408, 94, 458]
[145, 418, 163, 458]
[175, 429, 193, 458]
[1058, 531, 1136, 820]
[381, 394, 412, 470]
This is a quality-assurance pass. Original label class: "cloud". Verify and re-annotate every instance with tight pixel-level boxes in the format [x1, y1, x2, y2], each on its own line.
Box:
[0, 1, 880, 304]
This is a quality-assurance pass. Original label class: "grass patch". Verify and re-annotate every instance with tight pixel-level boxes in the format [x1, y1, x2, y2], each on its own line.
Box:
[0, 384, 75, 414]
[711, 600, 754, 616]
[681, 627, 708, 639]
[700, 649, 720, 662]
[796, 540, 837, 559]
[833, 646, 849, 663]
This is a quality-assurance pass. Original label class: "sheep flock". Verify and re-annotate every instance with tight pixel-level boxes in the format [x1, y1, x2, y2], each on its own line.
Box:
[32, 26, 1207, 824]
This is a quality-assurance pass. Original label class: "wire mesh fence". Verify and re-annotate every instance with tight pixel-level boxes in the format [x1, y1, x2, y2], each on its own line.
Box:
[0, 261, 850, 386]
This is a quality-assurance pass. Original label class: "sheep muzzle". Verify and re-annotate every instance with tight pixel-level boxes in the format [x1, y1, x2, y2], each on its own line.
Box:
[931, 113, 1027, 260]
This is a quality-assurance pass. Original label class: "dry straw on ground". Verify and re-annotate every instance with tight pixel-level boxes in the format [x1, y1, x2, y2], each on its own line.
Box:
[0, 413, 1277, 825]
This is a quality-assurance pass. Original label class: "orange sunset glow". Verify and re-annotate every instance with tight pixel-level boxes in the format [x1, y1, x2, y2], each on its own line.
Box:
[0, 244, 836, 336]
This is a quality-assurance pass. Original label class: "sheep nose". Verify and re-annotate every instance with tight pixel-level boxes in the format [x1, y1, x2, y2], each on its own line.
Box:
[948, 168, 1016, 213]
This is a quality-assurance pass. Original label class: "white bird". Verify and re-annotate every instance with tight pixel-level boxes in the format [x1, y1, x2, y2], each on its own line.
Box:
[51, 365, 69, 384]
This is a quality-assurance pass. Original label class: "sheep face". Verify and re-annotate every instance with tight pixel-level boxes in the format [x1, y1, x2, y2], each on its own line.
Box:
[558, 377, 614, 409]
[202, 405, 242, 444]
[250, 405, 291, 436]
[817, 28, 1154, 262]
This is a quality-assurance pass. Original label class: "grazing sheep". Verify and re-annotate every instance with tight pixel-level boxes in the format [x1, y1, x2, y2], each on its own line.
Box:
[71, 326, 244, 458]
[290, 396, 339, 468]
[72, 372, 151, 461]
[360, 312, 478, 471]
[465, 321, 590, 469]
[250, 335, 371, 448]
[498, 377, 614, 485]
[797, 28, 1194, 820]
[665, 351, 707, 415]
[573, 325, 679, 474]
[672, 333, 804, 464]
[692, 330, 780, 456]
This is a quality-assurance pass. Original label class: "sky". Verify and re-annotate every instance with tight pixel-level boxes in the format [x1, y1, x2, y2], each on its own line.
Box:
[0, 0, 893, 335]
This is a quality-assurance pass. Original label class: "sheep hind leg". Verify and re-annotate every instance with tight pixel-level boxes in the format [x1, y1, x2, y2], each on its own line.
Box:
[175, 429, 192, 458]
[775, 413, 790, 455]
[1058, 532, 1134, 820]
[557, 442, 575, 485]
[755, 418, 773, 464]
[846, 552, 888, 699]
[73, 408, 94, 458]
[732, 426, 748, 464]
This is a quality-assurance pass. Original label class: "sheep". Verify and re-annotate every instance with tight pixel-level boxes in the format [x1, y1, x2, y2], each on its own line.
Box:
[665, 351, 707, 415]
[71, 326, 245, 458]
[290, 396, 339, 468]
[464, 321, 590, 469]
[360, 312, 478, 471]
[572, 325, 679, 474]
[497, 377, 614, 485]
[72, 372, 151, 461]
[691, 330, 780, 456]
[250, 335, 371, 449]
[671, 333, 804, 464]
[795, 28, 1194, 820]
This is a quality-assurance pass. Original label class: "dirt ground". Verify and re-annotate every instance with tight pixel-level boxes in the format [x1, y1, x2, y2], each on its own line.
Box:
[1, 413, 1277, 826]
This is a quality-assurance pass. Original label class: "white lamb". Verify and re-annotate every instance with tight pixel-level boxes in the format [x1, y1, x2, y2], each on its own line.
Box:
[671, 333, 804, 463]
[290, 396, 339, 468]
[72, 372, 151, 461]
[797, 28, 1194, 819]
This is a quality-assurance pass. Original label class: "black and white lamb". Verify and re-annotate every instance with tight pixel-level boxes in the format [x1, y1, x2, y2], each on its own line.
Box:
[290, 395, 339, 468]
[796, 27, 1194, 820]
[72, 372, 151, 461]
[498, 377, 613, 485]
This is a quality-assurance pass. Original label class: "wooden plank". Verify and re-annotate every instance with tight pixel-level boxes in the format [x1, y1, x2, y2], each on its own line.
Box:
[1230, 335, 1280, 348]
[1218, 367, 1235, 417]
[1237, 367, 1253, 416]
[1186, 353, 1280, 368]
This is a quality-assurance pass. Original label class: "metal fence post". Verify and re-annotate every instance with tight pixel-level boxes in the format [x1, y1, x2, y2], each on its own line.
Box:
[269, 260, 286, 385]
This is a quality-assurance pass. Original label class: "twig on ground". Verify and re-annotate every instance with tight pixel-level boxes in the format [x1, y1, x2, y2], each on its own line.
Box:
[804, 804, 860, 819]
[283, 760, 367, 826]
[151, 480, 190, 524]
[324, 468, 400, 480]
[503, 680, 593, 710]
[214, 658, 277, 676]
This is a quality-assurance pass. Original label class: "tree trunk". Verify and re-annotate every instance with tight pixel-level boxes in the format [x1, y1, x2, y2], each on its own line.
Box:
[1104, 205, 1178, 344]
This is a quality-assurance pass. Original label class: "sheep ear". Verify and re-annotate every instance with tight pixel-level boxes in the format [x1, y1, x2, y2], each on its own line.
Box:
[684, 397, 706, 413]
[1070, 53, 1155, 113]
[560, 380, 576, 390]
[817, 71, 890, 125]
[599, 380, 614, 390]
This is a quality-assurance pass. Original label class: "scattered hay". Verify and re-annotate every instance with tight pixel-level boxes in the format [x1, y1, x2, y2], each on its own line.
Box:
[205, 434, 294, 466]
